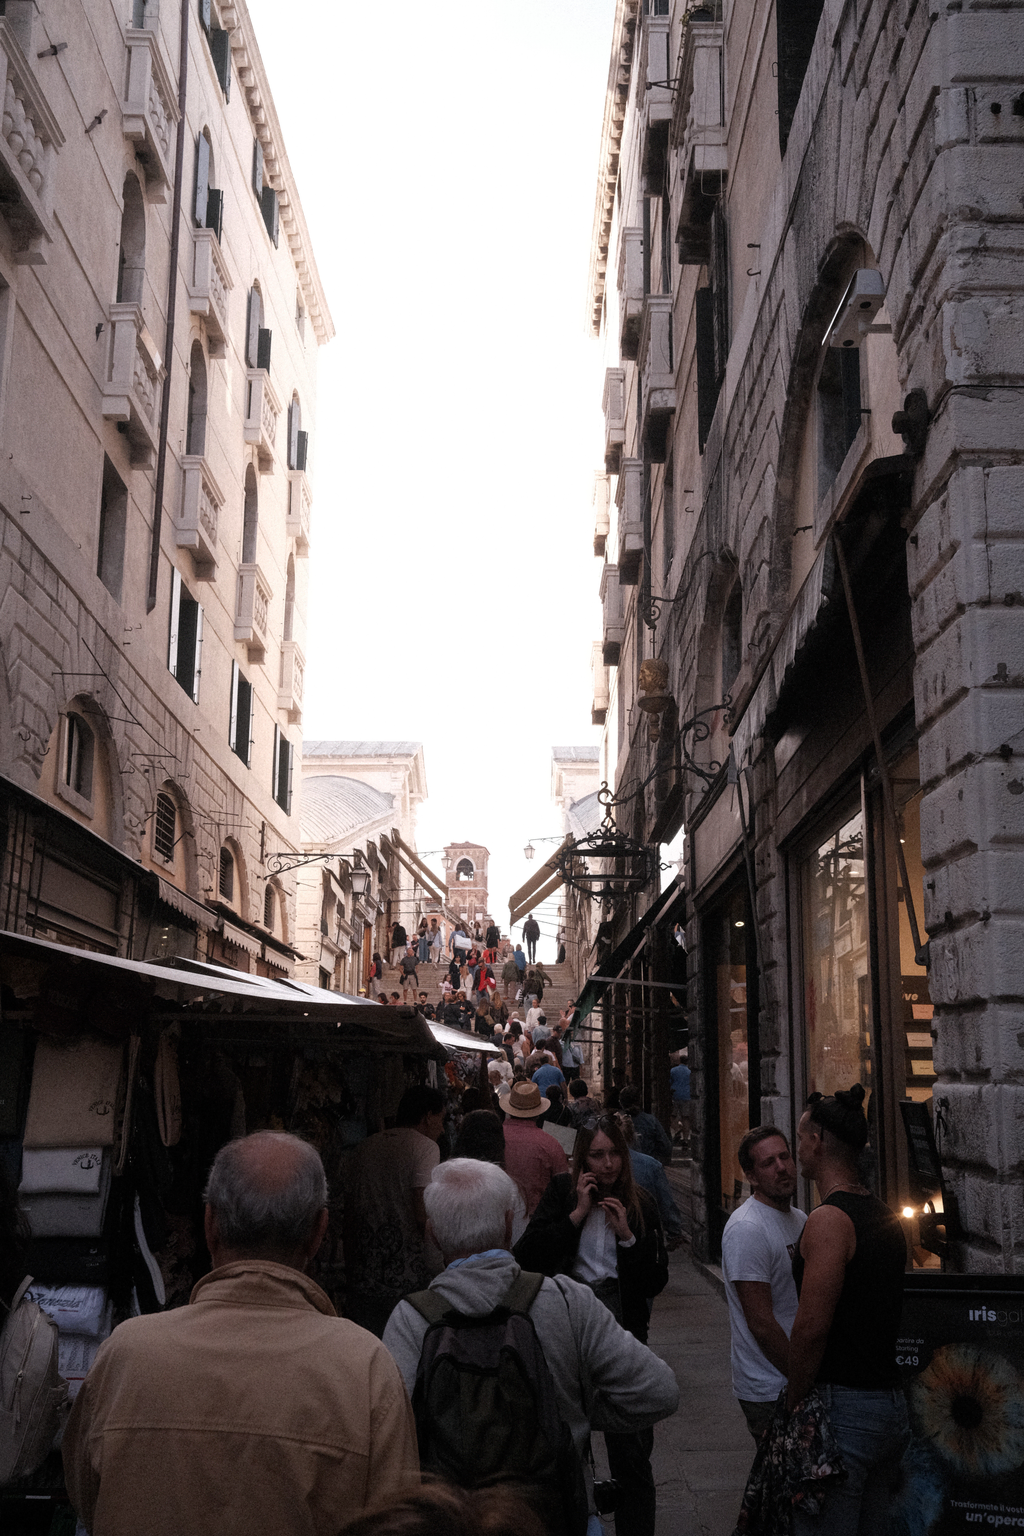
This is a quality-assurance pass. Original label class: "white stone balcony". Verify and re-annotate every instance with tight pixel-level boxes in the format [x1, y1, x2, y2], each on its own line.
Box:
[101, 301, 164, 467]
[244, 368, 281, 473]
[278, 639, 305, 723]
[640, 15, 673, 192]
[615, 457, 644, 586]
[618, 227, 644, 362]
[603, 367, 626, 473]
[673, 17, 727, 264]
[234, 563, 272, 662]
[122, 28, 178, 202]
[176, 455, 223, 580]
[0, 22, 64, 265]
[593, 471, 610, 558]
[639, 295, 675, 463]
[189, 228, 231, 357]
[600, 562, 625, 667]
[592, 641, 610, 726]
[286, 470, 311, 554]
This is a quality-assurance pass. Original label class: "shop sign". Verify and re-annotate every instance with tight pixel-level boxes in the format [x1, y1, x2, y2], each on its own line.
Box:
[892, 1275, 1024, 1532]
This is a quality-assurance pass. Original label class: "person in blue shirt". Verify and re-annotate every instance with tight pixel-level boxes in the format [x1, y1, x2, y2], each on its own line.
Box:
[615, 1113, 684, 1249]
[531, 1060, 566, 1095]
[670, 1059, 691, 1151]
[619, 1086, 673, 1166]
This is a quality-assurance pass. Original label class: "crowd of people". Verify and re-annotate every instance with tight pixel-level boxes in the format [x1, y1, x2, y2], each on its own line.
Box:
[2, 976, 912, 1536]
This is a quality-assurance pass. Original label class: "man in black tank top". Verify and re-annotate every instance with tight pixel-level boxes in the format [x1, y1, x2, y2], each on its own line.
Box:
[786, 1087, 910, 1536]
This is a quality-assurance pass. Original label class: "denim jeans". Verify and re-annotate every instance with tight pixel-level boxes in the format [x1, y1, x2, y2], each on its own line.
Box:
[791, 1384, 910, 1536]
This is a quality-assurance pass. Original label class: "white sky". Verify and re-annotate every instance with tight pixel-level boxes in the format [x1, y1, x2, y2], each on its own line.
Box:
[246, 0, 616, 944]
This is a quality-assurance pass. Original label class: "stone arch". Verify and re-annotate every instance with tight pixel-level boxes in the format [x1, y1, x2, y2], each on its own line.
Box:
[149, 777, 199, 895]
[186, 338, 208, 456]
[220, 836, 248, 916]
[116, 172, 147, 304]
[43, 693, 127, 850]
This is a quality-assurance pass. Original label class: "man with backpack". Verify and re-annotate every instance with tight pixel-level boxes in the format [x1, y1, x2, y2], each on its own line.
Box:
[382, 1158, 679, 1536]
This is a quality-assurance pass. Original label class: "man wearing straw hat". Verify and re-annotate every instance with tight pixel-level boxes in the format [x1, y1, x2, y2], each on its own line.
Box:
[501, 1081, 567, 1216]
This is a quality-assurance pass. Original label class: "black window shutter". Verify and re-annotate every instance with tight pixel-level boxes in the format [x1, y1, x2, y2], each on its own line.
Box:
[205, 187, 223, 243]
[246, 289, 260, 369]
[776, 0, 826, 155]
[695, 286, 720, 454]
[257, 328, 272, 373]
[199, 0, 211, 34]
[284, 738, 293, 815]
[295, 431, 308, 473]
[210, 28, 231, 99]
[194, 133, 210, 228]
[252, 138, 263, 197]
[229, 660, 239, 751]
[260, 186, 279, 248]
[709, 205, 730, 384]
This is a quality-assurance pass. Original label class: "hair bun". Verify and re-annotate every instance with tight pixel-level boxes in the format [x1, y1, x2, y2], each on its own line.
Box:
[837, 1084, 866, 1109]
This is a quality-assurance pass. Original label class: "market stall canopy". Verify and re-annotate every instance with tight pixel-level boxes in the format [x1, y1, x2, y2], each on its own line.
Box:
[429, 1021, 504, 1055]
[0, 929, 439, 1054]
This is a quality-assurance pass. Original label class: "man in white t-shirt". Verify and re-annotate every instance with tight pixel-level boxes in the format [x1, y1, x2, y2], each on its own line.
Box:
[721, 1126, 807, 1442]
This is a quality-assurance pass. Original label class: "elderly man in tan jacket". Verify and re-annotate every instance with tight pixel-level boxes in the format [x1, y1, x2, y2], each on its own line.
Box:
[63, 1131, 418, 1536]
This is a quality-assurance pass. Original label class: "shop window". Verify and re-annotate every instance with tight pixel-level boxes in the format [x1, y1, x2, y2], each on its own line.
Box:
[63, 713, 94, 803]
[168, 568, 203, 702]
[218, 845, 234, 901]
[245, 286, 271, 372]
[228, 661, 253, 767]
[776, 0, 826, 155]
[116, 175, 146, 305]
[801, 809, 872, 1099]
[706, 882, 759, 1240]
[186, 340, 207, 456]
[193, 130, 223, 241]
[273, 727, 293, 814]
[153, 790, 176, 863]
[97, 456, 127, 604]
[817, 347, 862, 492]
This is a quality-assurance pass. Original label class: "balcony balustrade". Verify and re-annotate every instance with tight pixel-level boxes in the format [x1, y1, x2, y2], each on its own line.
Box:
[123, 27, 178, 201]
[189, 228, 231, 356]
[101, 302, 164, 467]
[176, 456, 223, 579]
[0, 22, 64, 264]
[618, 226, 644, 362]
[234, 563, 272, 662]
[286, 470, 311, 554]
[601, 562, 625, 667]
[593, 471, 611, 558]
[639, 295, 675, 463]
[244, 368, 281, 473]
[602, 367, 626, 473]
[278, 639, 305, 723]
[616, 457, 644, 585]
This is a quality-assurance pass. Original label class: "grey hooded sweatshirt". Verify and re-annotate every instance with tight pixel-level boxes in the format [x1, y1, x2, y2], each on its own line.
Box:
[382, 1251, 679, 1505]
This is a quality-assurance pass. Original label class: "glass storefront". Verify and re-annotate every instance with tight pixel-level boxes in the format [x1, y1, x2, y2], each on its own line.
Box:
[801, 810, 872, 1100]
[706, 882, 757, 1229]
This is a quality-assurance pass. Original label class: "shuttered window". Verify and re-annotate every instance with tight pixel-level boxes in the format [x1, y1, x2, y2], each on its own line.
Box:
[260, 186, 279, 247]
[776, 0, 826, 155]
[218, 846, 234, 902]
[263, 885, 275, 931]
[228, 661, 254, 768]
[695, 287, 718, 454]
[194, 132, 223, 241]
[252, 139, 264, 199]
[273, 727, 293, 815]
[209, 28, 231, 99]
[154, 792, 177, 863]
[168, 568, 203, 702]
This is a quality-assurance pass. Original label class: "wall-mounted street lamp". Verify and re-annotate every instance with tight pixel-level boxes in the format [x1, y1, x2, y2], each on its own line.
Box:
[524, 835, 562, 862]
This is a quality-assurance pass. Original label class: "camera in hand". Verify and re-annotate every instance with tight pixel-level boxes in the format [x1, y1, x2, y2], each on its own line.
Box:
[592, 1478, 622, 1515]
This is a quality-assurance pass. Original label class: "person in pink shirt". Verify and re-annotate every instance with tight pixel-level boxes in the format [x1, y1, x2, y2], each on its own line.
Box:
[501, 1081, 568, 1215]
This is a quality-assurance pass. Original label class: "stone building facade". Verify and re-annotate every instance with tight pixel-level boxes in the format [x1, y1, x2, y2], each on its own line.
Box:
[0, 1, 331, 975]
[587, 0, 1023, 1269]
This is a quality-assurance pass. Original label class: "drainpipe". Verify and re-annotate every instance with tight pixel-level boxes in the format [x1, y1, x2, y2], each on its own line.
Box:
[146, 0, 190, 613]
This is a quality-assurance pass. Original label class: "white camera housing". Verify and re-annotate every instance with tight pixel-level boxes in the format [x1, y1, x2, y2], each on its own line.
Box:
[826, 268, 887, 349]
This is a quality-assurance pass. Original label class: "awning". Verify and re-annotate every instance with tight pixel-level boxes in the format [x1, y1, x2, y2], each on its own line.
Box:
[508, 837, 571, 926]
[0, 929, 438, 1054]
[574, 879, 687, 1022]
[152, 877, 215, 929]
[218, 918, 262, 958]
[430, 1021, 504, 1056]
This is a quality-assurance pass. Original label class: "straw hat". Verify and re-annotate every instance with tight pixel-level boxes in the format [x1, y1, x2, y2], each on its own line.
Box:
[503, 1081, 550, 1119]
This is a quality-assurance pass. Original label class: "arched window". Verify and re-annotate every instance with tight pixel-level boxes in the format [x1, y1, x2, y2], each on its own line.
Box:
[263, 883, 275, 930]
[287, 396, 307, 471]
[64, 712, 94, 800]
[194, 127, 221, 237]
[153, 790, 177, 863]
[456, 858, 474, 882]
[246, 284, 270, 371]
[116, 174, 146, 304]
[722, 583, 743, 696]
[283, 554, 295, 641]
[242, 464, 258, 564]
[186, 340, 207, 456]
[218, 845, 234, 901]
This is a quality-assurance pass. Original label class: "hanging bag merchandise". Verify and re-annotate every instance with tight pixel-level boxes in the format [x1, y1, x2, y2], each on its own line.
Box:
[0, 1276, 69, 1486]
[23, 1035, 124, 1150]
[18, 1149, 112, 1239]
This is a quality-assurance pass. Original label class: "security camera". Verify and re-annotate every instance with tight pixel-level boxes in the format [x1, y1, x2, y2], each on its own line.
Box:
[826, 269, 888, 349]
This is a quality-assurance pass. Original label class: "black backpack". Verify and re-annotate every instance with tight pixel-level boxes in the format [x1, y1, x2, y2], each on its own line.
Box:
[405, 1272, 588, 1536]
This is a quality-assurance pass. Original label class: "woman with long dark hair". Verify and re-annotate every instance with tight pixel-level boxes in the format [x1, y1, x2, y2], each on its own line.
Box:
[513, 1115, 669, 1536]
[787, 1084, 909, 1535]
